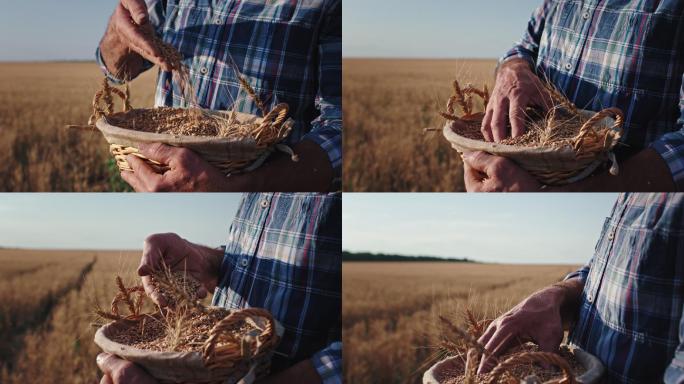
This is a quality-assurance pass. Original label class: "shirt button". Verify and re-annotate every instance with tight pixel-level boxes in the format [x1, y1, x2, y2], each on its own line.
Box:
[214, 17, 222, 25]
[240, 259, 248, 267]
[587, 294, 593, 303]
[260, 200, 269, 209]
[582, 12, 590, 20]
[565, 63, 572, 70]
[200, 67, 208, 75]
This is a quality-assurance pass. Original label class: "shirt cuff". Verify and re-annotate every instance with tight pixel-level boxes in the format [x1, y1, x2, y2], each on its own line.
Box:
[311, 341, 342, 384]
[95, 46, 154, 85]
[304, 114, 342, 191]
[497, 47, 537, 73]
[565, 264, 590, 284]
[650, 130, 684, 191]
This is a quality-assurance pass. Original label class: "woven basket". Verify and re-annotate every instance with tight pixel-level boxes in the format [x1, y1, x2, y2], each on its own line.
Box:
[443, 109, 623, 186]
[423, 346, 604, 384]
[96, 108, 295, 175]
[94, 307, 284, 384]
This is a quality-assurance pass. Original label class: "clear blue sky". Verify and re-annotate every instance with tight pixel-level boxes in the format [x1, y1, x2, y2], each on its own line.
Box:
[0, 1, 115, 61]
[343, 193, 619, 264]
[344, 0, 542, 58]
[0, 194, 242, 250]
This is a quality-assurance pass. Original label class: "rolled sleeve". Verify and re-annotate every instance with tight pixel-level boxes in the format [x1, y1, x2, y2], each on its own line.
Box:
[498, 0, 552, 70]
[311, 341, 342, 384]
[565, 259, 592, 284]
[649, 73, 684, 191]
[303, 0, 341, 190]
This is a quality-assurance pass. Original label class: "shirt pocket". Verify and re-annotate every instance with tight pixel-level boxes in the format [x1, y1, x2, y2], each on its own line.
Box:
[598, 225, 683, 344]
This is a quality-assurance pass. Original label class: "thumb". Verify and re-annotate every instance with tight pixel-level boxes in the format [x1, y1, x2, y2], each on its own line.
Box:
[138, 143, 179, 165]
[462, 151, 496, 173]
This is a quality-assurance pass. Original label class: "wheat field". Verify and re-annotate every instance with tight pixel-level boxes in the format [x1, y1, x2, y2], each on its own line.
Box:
[342, 262, 579, 384]
[0, 62, 156, 191]
[0, 248, 144, 383]
[343, 59, 497, 192]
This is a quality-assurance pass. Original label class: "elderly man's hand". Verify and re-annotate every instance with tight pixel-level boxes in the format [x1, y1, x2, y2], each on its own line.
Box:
[120, 143, 242, 192]
[138, 233, 223, 306]
[100, 0, 172, 78]
[97, 353, 158, 384]
[475, 278, 584, 374]
[482, 58, 551, 142]
[462, 151, 541, 192]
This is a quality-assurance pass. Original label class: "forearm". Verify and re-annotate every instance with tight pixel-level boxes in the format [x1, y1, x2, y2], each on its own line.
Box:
[550, 148, 676, 192]
[226, 140, 333, 192]
[548, 278, 585, 329]
[99, 20, 147, 82]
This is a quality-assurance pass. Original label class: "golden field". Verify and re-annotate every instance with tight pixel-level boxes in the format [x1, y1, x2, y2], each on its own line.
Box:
[342, 262, 579, 384]
[0, 62, 156, 191]
[343, 59, 497, 192]
[0, 248, 143, 383]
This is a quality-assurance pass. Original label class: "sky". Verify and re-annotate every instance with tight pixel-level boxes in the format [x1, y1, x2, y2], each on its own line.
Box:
[0, 194, 242, 250]
[343, 193, 619, 265]
[344, 0, 543, 58]
[0, 1, 115, 61]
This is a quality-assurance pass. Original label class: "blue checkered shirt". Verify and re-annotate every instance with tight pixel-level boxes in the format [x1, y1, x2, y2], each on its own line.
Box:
[211, 193, 341, 383]
[97, 0, 342, 189]
[566, 193, 684, 383]
[502, 1, 684, 190]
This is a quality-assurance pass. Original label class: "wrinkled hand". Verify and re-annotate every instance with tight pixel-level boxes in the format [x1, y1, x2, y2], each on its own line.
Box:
[462, 151, 541, 192]
[121, 143, 236, 192]
[482, 58, 551, 142]
[476, 287, 566, 374]
[97, 353, 158, 384]
[104, 0, 171, 71]
[138, 233, 221, 306]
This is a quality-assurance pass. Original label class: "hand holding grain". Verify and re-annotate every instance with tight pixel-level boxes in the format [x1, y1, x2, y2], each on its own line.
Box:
[138, 233, 222, 306]
[100, 0, 172, 79]
[482, 58, 552, 142]
[476, 278, 585, 374]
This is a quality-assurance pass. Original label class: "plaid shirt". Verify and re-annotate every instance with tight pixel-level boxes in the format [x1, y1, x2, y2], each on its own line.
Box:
[97, 0, 342, 189]
[566, 193, 684, 383]
[502, 1, 684, 190]
[212, 193, 341, 383]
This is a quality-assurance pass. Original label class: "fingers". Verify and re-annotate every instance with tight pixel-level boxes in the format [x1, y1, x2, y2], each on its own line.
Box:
[138, 143, 181, 165]
[478, 330, 516, 374]
[141, 275, 167, 307]
[100, 375, 114, 384]
[462, 151, 496, 174]
[480, 106, 494, 142]
[463, 158, 486, 192]
[490, 98, 509, 143]
[124, 155, 164, 192]
[509, 99, 526, 138]
[96, 352, 157, 384]
[113, 4, 170, 71]
[121, 0, 149, 25]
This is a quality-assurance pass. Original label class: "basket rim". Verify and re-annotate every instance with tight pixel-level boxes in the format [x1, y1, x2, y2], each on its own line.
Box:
[442, 109, 617, 155]
[422, 344, 605, 384]
[95, 108, 294, 146]
[94, 306, 285, 362]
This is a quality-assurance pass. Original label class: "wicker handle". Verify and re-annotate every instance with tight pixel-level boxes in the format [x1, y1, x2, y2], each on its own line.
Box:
[202, 308, 278, 370]
[89, 79, 132, 125]
[486, 352, 576, 384]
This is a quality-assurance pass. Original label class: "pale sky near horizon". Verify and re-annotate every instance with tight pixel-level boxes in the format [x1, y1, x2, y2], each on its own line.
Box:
[343, 194, 619, 265]
[344, 0, 543, 58]
[0, 1, 544, 61]
[0, 194, 242, 250]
